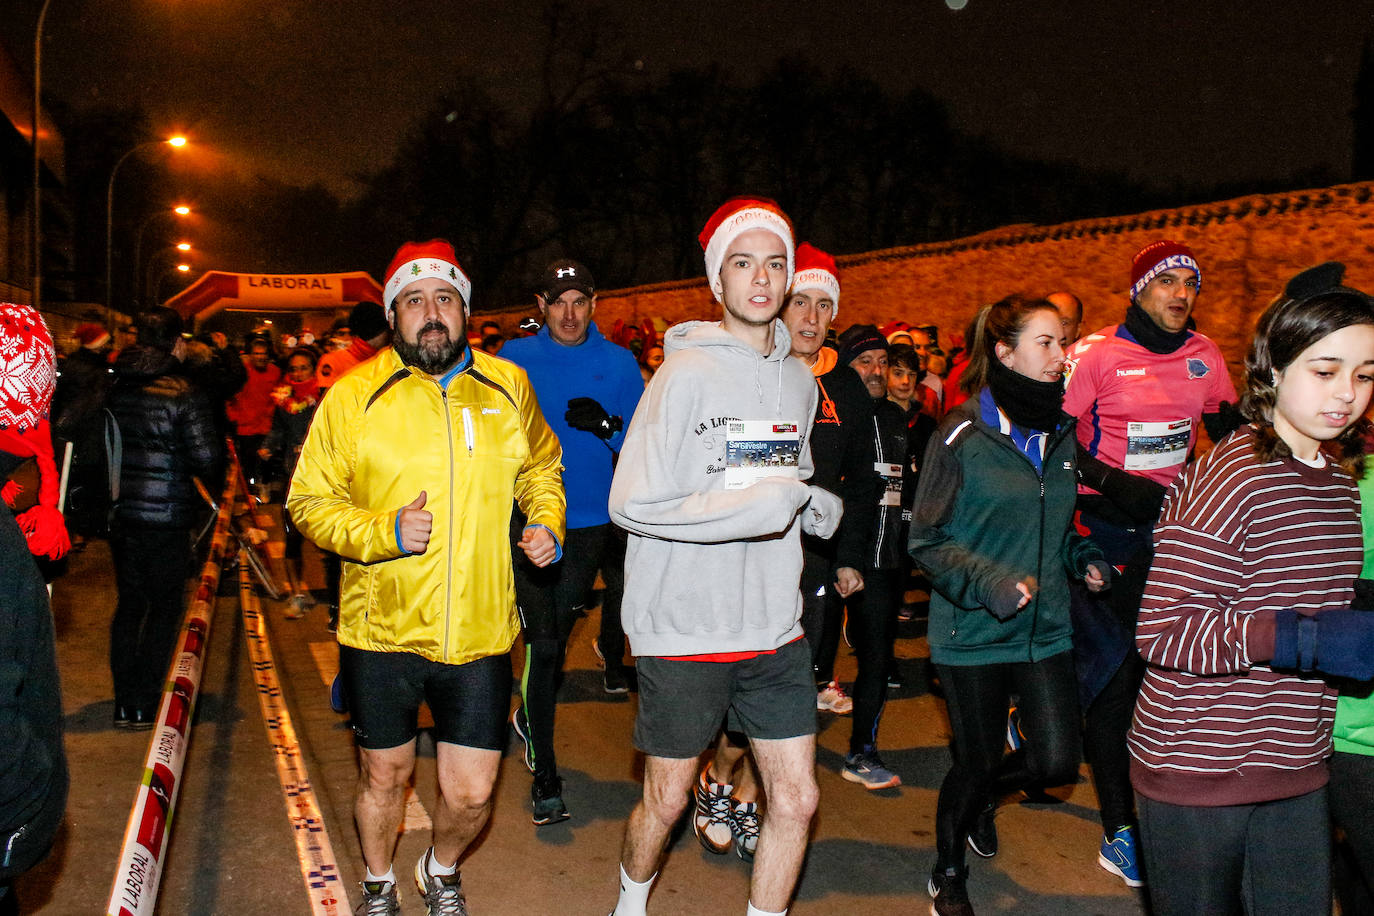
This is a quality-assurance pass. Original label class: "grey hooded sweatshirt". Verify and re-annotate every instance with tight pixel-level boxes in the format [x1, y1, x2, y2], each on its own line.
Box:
[609, 318, 843, 657]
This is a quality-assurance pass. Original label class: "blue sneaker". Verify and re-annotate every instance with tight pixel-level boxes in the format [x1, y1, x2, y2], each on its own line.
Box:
[842, 748, 901, 790]
[1098, 824, 1144, 887]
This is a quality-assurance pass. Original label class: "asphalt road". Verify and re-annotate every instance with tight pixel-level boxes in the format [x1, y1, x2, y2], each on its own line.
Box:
[20, 521, 1147, 916]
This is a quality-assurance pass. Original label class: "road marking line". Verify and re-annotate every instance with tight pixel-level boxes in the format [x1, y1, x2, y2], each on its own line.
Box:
[241, 556, 345, 915]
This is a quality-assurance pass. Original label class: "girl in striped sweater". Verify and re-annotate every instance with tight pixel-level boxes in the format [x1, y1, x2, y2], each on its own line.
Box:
[1128, 263, 1374, 916]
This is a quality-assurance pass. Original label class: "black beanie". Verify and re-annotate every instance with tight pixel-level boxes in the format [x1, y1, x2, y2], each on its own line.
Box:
[835, 323, 889, 366]
[348, 301, 388, 340]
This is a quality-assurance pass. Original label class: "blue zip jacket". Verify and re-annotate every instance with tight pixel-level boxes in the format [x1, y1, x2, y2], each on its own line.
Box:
[501, 322, 644, 528]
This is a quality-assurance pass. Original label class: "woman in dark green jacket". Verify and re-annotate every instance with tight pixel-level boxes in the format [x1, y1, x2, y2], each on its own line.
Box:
[910, 295, 1109, 916]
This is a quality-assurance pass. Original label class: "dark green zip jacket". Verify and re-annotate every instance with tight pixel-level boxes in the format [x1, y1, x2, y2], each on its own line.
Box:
[908, 393, 1104, 666]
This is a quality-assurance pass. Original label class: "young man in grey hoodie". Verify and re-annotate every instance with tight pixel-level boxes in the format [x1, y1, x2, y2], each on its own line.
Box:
[607, 198, 843, 916]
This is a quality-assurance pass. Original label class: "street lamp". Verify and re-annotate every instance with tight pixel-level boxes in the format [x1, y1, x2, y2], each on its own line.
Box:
[105, 136, 188, 326]
[30, 0, 53, 311]
[144, 244, 193, 304]
[155, 263, 193, 303]
[132, 203, 193, 311]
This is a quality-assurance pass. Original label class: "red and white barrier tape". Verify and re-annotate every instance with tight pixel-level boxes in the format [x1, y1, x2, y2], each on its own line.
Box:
[105, 471, 236, 916]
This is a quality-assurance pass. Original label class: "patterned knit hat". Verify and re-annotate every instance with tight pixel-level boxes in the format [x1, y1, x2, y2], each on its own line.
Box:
[0, 302, 69, 559]
[791, 242, 840, 316]
[1130, 240, 1202, 301]
[0, 303, 55, 433]
[698, 198, 795, 303]
[383, 239, 472, 315]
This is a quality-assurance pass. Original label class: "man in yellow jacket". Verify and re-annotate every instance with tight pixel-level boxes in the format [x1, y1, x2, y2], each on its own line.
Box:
[288, 239, 565, 916]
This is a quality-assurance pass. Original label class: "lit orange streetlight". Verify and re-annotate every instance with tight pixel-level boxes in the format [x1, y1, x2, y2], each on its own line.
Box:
[106, 135, 190, 321]
[134, 204, 195, 310]
[176, 242, 192, 252]
[155, 263, 195, 302]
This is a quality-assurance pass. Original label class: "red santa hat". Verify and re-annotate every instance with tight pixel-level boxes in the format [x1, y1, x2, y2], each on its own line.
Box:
[880, 320, 914, 344]
[1130, 239, 1202, 301]
[791, 242, 841, 316]
[382, 239, 473, 316]
[0, 302, 69, 559]
[74, 322, 111, 350]
[697, 198, 795, 303]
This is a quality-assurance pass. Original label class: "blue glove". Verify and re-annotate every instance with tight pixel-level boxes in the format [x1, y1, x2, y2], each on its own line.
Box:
[1272, 610, 1374, 681]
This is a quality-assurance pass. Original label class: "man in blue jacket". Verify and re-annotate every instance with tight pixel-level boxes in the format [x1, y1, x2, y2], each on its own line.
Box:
[501, 258, 644, 826]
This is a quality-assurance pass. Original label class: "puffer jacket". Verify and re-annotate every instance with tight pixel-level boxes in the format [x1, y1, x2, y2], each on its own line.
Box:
[109, 345, 221, 529]
[908, 391, 1104, 666]
[287, 346, 565, 665]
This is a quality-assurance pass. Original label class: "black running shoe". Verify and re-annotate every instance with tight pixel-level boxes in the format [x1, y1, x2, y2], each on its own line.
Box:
[967, 801, 997, 858]
[928, 865, 975, 916]
[532, 771, 570, 826]
[603, 665, 629, 695]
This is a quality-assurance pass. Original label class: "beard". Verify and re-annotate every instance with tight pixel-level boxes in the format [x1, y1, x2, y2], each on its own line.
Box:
[394, 320, 466, 375]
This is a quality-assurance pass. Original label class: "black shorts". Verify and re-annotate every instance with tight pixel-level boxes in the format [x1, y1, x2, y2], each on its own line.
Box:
[339, 646, 511, 751]
[633, 638, 817, 759]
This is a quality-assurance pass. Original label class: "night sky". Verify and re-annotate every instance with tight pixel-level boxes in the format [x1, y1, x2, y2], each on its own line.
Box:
[22, 1, 1374, 205]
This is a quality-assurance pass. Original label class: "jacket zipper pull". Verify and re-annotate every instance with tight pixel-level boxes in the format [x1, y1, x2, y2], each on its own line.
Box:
[462, 406, 474, 456]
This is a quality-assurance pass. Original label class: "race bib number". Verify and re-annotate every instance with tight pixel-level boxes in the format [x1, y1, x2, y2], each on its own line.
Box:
[724, 419, 801, 489]
[875, 461, 903, 507]
[1123, 418, 1191, 471]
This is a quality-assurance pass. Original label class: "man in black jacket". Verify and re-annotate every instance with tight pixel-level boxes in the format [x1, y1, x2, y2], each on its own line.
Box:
[833, 324, 910, 791]
[108, 307, 220, 728]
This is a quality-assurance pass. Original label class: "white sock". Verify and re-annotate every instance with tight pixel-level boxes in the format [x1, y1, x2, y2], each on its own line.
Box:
[614, 863, 656, 916]
[426, 848, 458, 877]
[364, 866, 395, 885]
[746, 903, 786, 916]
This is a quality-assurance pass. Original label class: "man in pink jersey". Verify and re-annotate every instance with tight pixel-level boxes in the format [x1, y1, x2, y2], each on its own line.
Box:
[1060, 239, 1240, 887]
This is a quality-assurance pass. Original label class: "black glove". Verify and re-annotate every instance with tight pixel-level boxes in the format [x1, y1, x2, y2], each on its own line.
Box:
[1076, 442, 1167, 524]
[1352, 578, 1374, 610]
[565, 397, 622, 441]
[986, 577, 1026, 621]
[1272, 609, 1374, 681]
[1202, 401, 1245, 444]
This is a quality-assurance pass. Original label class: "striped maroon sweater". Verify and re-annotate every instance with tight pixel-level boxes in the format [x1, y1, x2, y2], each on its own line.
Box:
[1128, 426, 1362, 807]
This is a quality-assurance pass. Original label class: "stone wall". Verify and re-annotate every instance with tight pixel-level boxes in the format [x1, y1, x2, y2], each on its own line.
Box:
[586, 181, 1374, 386]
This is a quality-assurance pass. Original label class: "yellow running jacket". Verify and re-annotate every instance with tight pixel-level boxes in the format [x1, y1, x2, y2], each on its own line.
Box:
[287, 346, 565, 665]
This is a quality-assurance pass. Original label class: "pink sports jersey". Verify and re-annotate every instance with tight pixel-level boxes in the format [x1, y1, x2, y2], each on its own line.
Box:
[1063, 325, 1237, 489]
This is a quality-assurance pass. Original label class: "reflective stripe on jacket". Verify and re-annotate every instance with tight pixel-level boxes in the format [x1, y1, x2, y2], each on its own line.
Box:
[287, 347, 565, 665]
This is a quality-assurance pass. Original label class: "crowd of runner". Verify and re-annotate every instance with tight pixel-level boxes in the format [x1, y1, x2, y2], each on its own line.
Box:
[6, 196, 1374, 916]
